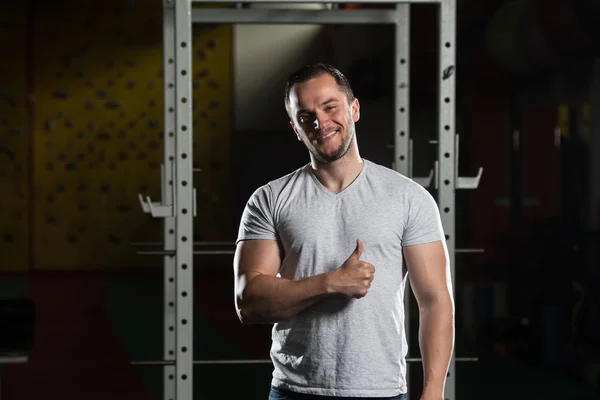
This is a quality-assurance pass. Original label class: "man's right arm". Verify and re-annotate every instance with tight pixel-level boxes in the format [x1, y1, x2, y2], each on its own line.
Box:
[233, 239, 334, 324]
[233, 238, 374, 325]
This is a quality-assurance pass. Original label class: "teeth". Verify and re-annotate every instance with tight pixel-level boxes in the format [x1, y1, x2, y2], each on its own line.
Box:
[319, 130, 337, 140]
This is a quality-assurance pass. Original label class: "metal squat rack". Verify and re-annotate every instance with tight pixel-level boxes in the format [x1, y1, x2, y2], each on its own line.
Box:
[137, 1, 483, 400]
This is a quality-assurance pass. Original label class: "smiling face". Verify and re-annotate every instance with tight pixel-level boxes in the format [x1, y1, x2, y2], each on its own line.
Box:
[287, 73, 360, 164]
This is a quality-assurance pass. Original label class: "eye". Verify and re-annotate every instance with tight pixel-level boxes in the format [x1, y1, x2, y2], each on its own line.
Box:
[325, 106, 336, 112]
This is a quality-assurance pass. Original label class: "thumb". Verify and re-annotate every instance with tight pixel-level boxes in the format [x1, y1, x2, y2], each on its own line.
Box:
[352, 239, 363, 259]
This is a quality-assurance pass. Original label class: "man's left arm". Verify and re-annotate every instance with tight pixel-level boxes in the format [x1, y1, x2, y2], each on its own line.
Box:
[403, 240, 455, 400]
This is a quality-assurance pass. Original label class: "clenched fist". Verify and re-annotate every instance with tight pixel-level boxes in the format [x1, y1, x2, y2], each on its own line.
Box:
[328, 240, 375, 299]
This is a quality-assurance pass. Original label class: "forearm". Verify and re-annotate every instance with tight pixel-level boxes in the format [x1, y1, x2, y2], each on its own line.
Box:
[418, 297, 455, 398]
[237, 272, 333, 324]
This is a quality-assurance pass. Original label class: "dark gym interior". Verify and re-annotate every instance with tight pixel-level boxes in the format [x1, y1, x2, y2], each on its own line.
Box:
[1, 0, 600, 399]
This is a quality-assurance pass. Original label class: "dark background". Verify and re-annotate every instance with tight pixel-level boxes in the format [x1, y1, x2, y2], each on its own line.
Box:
[1, 0, 600, 399]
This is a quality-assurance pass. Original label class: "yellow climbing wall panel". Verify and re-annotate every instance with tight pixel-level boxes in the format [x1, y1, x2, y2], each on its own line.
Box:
[0, 3, 29, 272]
[34, 0, 232, 269]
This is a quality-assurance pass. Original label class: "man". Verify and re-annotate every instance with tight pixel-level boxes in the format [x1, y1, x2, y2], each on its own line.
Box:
[233, 63, 454, 400]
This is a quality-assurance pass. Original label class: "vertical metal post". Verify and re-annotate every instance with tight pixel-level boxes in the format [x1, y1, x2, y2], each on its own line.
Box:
[162, 1, 177, 400]
[393, 3, 411, 399]
[175, 0, 194, 399]
[438, 1, 457, 400]
[394, 4, 410, 177]
[508, 93, 523, 232]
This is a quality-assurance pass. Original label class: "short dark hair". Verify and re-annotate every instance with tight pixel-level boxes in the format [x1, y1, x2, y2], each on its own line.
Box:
[284, 63, 355, 115]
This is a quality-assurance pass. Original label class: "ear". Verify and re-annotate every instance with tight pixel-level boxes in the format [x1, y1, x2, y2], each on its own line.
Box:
[351, 98, 360, 123]
[290, 120, 302, 141]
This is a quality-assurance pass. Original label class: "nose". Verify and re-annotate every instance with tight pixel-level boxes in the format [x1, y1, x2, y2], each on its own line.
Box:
[312, 110, 328, 130]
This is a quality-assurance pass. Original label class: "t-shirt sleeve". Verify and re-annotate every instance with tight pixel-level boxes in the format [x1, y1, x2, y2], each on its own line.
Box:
[235, 184, 279, 245]
[402, 181, 446, 246]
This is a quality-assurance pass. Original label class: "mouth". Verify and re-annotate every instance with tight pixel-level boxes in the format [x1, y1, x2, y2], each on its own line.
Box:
[314, 129, 339, 142]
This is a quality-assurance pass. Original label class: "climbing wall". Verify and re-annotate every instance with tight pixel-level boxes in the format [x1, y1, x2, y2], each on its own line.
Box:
[32, 0, 232, 269]
[0, 3, 29, 272]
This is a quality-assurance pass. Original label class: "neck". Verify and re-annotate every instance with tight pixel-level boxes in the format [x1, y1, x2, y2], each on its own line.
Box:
[310, 143, 364, 194]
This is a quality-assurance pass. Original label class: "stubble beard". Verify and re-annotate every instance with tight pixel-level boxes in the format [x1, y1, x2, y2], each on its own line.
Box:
[310, 123, 356, 164]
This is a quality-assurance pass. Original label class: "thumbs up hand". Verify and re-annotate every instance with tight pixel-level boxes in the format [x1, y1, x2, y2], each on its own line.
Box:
[327, 240, 375, 299]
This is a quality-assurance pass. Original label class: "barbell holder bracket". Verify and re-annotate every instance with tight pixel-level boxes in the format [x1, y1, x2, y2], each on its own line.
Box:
[457, 167, 483, 190]
[193, 187, 197, 217]
[138, 194, 174, 218]
[413, 168, 434, 188]
[401, 138, 434, 188]
[138, 162, 176, 218]
[455, 134, 483, 190]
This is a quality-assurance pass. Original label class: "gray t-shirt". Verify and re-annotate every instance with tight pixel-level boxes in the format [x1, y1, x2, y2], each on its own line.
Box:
[236, 159, 445, 397]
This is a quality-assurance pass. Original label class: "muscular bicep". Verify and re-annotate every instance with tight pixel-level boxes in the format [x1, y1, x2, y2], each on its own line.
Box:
[403, 240, 453, 308]
[234, 239, 282, 280]
[233, 240, 282, 309]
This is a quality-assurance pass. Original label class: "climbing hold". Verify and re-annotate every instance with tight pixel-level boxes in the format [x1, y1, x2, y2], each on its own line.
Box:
[124, 59, 138, 68]
[45, 119, 54, 133]
[95, 132, 111, 140]
[196, 69, 209, 79]
[105, 100, 120, 110]
[53, 90, 68, 99]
